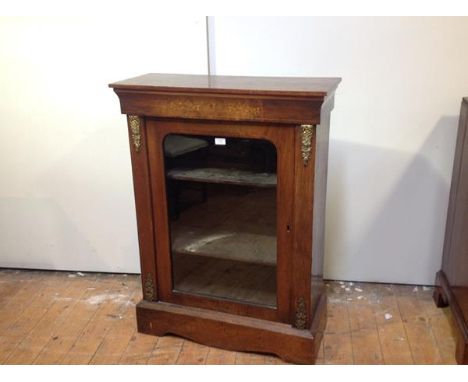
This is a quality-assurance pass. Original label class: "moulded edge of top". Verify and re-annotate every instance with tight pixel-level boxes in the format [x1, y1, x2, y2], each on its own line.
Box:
[109, 73, 341, 99]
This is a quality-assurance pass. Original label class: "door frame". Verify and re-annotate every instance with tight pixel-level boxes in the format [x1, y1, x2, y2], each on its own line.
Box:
[146, 118, 295, 323]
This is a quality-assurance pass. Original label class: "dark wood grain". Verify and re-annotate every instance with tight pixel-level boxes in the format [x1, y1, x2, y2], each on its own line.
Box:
[434, 97, 468, 364]
[110, 73, 340, 364]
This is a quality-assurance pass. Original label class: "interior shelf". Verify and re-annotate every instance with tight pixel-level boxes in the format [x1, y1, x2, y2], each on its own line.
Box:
[172, 252, 277, 307]
[172, 228, 277, 266]
[167, 167, 277, 188]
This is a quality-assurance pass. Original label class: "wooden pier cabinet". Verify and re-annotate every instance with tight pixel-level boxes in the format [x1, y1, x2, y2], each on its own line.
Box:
[109, 73, 340, 364]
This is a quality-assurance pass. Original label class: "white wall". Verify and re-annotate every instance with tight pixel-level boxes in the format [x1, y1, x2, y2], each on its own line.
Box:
[2, 16, 467, 285]
[0, 17, 207, 273]
[210, 17, 468, 284]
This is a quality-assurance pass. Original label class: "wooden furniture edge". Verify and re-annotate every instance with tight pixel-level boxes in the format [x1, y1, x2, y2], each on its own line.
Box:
[108, 73, 342, 99]
[434, 270, 468, 364]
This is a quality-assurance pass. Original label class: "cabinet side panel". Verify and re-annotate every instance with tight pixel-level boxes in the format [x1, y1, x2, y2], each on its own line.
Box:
[310, 122, 329, 315]
[309, 99, 334, 322]
[312, 108, 331, 279]
[126, 115, 157, 301]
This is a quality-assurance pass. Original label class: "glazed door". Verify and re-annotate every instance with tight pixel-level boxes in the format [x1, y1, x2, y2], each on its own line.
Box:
[146, 119, 294, 322]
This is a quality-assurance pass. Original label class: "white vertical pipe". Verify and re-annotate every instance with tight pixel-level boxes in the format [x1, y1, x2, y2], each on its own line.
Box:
[206, 16, 216, 75]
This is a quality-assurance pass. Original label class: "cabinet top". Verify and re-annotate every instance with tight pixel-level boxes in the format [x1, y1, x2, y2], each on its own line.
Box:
[109, 73, 341, 99]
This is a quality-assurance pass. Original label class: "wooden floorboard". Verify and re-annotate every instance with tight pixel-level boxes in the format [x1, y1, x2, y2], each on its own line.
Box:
[0, 269, 458, 364]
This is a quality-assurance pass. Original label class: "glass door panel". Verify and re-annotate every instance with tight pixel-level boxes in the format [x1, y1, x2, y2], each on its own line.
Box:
[163, 134, 277, 307]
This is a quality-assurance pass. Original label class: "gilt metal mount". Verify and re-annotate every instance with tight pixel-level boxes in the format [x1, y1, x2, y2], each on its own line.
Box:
[300, 124, 315, 166]
[128, 115, 142, 153]
[143, 273, 154, 301]
[294, 297, 307, 329]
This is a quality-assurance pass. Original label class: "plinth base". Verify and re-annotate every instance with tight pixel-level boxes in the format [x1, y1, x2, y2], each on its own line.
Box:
[136, 295, 327, 364]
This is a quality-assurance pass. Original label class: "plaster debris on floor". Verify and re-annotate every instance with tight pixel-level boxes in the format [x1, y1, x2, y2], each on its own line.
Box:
[384, 313, 393, 320]
[54, 296, 73, 301]
[85, 293, 130, 306]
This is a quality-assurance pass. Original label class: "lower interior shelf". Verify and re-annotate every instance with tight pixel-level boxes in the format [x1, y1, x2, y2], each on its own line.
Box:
[171, 229, 276, 266]
[172, 252, 277, 307]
